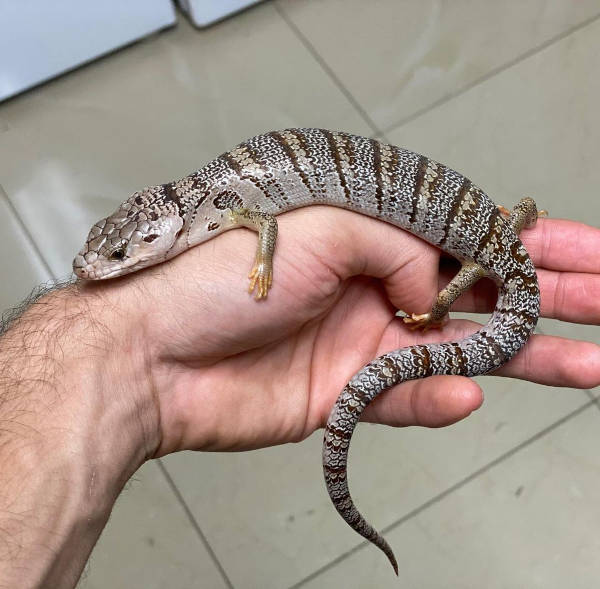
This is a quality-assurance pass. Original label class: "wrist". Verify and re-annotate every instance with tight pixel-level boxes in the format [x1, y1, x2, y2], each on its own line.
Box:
[0, 282, 159, 587]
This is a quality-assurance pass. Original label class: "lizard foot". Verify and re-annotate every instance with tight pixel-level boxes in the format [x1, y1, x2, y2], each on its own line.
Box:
[499, 204, 548, 219]
[248, 259, 273, 300]
[498, 205, 511, 218]
[401, 312, 448, 332]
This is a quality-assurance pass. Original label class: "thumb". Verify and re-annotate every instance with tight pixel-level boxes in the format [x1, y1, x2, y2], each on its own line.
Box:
[292, 206, 442, 314]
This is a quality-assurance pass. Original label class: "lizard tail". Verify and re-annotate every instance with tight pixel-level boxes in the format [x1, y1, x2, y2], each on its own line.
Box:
[323, 263, 539, 574]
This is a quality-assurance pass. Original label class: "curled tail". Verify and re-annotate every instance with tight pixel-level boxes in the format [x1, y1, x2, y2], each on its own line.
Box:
[323, 259, 540, 573]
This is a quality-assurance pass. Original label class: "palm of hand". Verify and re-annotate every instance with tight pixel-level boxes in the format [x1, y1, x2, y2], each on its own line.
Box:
[122, 207, 600, 456]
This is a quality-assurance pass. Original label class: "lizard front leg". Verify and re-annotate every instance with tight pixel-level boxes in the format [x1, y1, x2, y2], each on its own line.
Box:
[228, 207, 278, 299]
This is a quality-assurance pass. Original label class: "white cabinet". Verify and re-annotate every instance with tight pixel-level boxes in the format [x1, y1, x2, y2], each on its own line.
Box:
[0, 0, 176, 101]
[177, 0, 263, 28]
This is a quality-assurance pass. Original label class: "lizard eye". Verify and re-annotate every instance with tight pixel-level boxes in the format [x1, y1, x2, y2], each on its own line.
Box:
[143, 234, 159, 243]
[110, 248, 126, 261]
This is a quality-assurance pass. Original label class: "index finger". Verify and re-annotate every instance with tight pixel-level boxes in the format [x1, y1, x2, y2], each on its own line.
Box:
[520, 218, 600, 274]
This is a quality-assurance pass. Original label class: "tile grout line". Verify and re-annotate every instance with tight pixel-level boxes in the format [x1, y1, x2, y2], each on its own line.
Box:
[0, 184, 55, 278]
[380, 10, 600, 136]
[273, 1, 383, 137]
[157, 459, 235, 589]
[288, 398, 596, 588]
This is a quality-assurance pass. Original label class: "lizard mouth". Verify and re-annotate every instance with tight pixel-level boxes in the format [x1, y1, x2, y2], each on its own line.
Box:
[72, 255, 138, 280]
[73, 265, 124, 280]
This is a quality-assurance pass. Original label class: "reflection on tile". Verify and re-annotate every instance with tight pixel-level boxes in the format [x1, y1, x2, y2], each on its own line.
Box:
[278, 0, 600, 132]
[164, 376, 588, 588]
[0, 186, 50, 316]
[387, 17, 600, 223]
[77, 461, 228, 589]
[0, 3, 371, 277]
[302, 405, 600, 589]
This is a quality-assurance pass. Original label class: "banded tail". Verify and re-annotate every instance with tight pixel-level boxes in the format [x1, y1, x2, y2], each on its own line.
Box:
[323, 255, 539, 573]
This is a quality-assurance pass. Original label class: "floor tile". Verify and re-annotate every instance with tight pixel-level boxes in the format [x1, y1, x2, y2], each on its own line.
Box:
[0, 3, 371, 278]
[386, 17, 600, 348]
[301, 404, 600, 589]
[1, 4, 597, 588]
[77, 460, 229, 589]
[277, 0, 600, 132]
[0, 185, 50, 317]
[164, 375, 588, 588]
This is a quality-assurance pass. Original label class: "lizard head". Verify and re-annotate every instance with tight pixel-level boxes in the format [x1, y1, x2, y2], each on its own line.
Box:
[73, 187, 184, 280]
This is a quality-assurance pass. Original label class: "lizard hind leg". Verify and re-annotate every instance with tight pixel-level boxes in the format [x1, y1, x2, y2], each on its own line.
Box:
[401, 262, 487, 331]
[509, 196, 546, 231]
[404, 196, 545, 332]
[499, 197, 546, 231]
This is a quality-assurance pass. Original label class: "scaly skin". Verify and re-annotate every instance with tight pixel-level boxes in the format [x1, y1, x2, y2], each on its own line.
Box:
[73, 129, 541, 574]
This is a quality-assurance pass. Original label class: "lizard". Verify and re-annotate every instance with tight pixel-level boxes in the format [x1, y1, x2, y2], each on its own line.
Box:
[73, 129, 542, 574]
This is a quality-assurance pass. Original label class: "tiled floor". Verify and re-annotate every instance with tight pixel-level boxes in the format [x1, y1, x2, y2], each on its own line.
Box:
[1, 2, 599, 588]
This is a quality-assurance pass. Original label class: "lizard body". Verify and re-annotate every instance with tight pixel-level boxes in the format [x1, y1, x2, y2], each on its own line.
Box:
[74, 129, 541, 573]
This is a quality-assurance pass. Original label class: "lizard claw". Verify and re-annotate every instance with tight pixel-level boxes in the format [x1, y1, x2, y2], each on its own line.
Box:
[401, 312, 448, 332]
[500, 203, 548, 219]
[248, 260, 273, 299]
[497, 205, 511, 218]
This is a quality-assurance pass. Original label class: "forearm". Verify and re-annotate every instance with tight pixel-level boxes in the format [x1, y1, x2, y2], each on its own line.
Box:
[0, 285, 158, 589]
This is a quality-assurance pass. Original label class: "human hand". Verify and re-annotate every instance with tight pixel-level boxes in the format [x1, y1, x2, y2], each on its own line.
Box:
[2, 207, 599, 589]
[85, 207, 600, 456]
